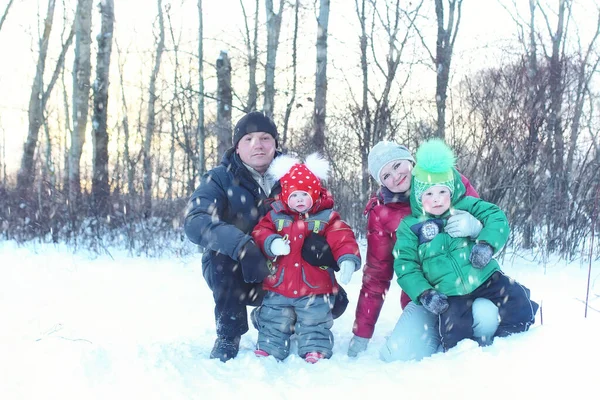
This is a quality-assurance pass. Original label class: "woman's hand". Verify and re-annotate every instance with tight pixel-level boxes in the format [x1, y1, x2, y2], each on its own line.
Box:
[446, 210, 483, 238]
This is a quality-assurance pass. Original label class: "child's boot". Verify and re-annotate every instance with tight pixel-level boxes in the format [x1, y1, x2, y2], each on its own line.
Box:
[304, 352, 325, 364]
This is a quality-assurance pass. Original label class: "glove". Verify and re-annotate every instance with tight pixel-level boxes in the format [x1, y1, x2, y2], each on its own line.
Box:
[469, 243, 494, 269]
[301, 232, 339, 271]
[270, 237, 290, 256]
[347, 335, 369, 357]
[331, 285, 349, 319]
[419, 289, 449, 315]
[238, 240, 270, 283]
[337, 260, 356, 285]
[446, 210, 483, 238]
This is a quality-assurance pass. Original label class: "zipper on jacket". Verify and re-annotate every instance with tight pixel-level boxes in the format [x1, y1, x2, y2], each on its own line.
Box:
[445, 235, 469, 293]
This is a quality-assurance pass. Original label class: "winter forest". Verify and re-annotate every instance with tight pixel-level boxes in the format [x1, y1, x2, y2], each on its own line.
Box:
[0, 0, 599, 261]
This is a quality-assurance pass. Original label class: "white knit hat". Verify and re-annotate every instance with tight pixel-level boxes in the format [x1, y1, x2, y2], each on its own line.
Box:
[367, 141, 415, 184]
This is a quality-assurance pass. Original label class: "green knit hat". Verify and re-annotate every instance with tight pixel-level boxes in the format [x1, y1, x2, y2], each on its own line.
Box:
[412, 139, 456, 205]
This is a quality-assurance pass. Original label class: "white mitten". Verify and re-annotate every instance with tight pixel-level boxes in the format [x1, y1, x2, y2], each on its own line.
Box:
[446, 210, 483, 238]
[337, 260, 356, 285]
[270, 237, 290, 256]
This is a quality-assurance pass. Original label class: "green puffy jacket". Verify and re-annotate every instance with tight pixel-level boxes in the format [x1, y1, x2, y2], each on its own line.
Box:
[392, 169, 510, 303]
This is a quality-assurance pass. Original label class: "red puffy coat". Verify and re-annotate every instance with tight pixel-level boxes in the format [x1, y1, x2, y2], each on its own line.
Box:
[252, 189, 361, 298]
[352, 175, 478, 339]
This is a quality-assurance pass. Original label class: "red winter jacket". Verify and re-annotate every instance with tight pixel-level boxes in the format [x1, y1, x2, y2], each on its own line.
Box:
[352, 175, 478, 339]
[252, 189, 361, 298]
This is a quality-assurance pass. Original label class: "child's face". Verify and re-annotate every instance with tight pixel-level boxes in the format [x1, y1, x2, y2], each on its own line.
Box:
[287, 191, 314, 212]
[421, 185, 451, 215]
[379, 159, 413, 193]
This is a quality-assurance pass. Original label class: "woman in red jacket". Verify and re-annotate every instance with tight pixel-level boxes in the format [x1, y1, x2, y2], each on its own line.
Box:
[348, 141, 500, 361]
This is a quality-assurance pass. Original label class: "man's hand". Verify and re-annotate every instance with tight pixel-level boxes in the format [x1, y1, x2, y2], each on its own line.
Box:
[238, 240, 270, 283]
[446, 210, 483, 238]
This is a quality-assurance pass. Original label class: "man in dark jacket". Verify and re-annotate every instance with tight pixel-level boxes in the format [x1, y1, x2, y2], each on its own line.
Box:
[184, 111, 348, 362]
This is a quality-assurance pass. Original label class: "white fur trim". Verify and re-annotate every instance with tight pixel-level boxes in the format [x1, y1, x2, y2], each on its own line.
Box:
[304, 153, 330, 181]
[268, 154, 300, 180]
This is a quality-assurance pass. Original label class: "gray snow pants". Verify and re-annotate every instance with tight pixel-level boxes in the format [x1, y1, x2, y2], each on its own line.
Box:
[255, 291, 334, 360]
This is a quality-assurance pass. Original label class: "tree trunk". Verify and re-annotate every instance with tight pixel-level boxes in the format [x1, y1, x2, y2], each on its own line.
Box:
[0, 0, 15, 34]
[546, 0, 567, 251]
[356, 0, 370, 199]
[264, 0, 284, 118]
[143, 0, 165, 218]
[313, 0, 330, 151]
[434, 0, 462, 140]
[197, 0, 206, 177]
[17, 0, 56, 195]
[241, 0, 259, 112]
[69, 0, 93, 202]
[282, 0, 299, 147]
[91, 0, 114, 217]
[216, 51, 232, 158]
[116, 43, 135, 197]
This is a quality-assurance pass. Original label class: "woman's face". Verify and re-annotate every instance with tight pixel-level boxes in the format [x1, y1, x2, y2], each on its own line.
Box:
[379, 159, 413, 193]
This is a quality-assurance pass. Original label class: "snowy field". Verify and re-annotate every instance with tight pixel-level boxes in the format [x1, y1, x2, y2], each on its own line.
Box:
[1, 240, 598, 399]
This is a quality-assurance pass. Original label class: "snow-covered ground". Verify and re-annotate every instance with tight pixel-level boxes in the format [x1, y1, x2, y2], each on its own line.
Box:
[1, 240, 598, 399]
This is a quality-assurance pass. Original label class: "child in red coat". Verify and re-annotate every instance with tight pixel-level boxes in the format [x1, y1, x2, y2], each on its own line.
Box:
[251, 153, 361, 363]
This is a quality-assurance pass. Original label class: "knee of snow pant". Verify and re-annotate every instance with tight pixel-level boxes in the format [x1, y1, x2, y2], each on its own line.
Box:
[471, 298, 499, 341]
[439, 297, 474, 351]
[380, 302, 440, 362]
[491, 273, 538, 335]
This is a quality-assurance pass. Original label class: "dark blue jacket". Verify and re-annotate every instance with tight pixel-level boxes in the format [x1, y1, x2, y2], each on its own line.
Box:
[184, 148, 280, 275]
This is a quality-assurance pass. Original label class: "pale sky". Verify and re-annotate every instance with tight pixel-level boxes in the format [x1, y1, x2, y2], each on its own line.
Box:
[0, 0, 597, 173]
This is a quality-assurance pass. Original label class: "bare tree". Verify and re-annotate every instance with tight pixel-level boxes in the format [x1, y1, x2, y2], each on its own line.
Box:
[240, 0, 259, 112]
[349, 0, 423, 198]
[281, 0, 300, 146]
[414, 0, 463, 139]
[92, 0, 114, 217]
[313, 0, 330, 151]
[434, 0, 462, 139]
[115, 41, 136, 197]
[264, 0, 284, 118]
[198, 0, 206, 176]
[143, 0, 165, 217]
[0, 0, 15, 34]
[17, 0, 57, 194]
[69, 0, 93, 202]
[216, 50, 232, 158]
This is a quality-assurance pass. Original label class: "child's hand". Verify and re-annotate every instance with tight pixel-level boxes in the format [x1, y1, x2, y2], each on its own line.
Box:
[337, 260, 356, 284]
[419, 289, 449, 315]
[270, 237, 290, 256]
[469, 243, 494, 269]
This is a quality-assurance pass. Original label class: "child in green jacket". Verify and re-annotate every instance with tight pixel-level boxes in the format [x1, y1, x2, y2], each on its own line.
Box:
[393, 139, 538, 350]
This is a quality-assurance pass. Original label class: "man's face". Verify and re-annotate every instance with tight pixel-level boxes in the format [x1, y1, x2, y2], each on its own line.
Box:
[421, 185, 451, 215]
[236, 132, 276, 174]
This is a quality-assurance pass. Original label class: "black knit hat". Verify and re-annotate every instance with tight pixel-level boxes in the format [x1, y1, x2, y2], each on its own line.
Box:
[233, 111, 279, 148]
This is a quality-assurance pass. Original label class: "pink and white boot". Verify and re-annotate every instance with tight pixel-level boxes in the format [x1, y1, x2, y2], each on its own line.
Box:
[254, 349, 270, 358]
[304, 352, 325, 364]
